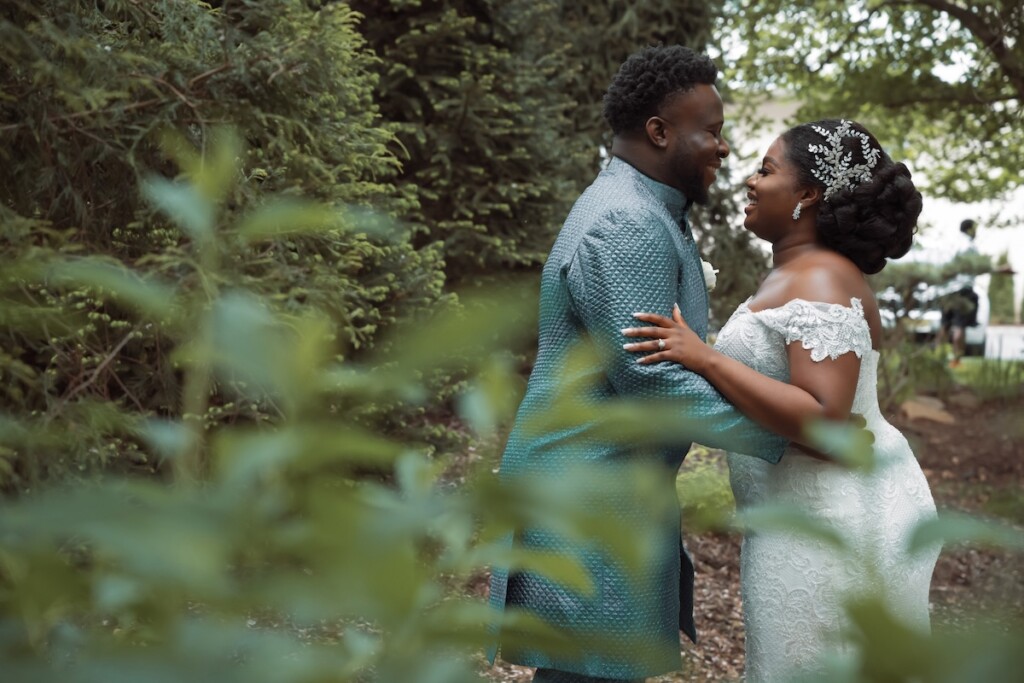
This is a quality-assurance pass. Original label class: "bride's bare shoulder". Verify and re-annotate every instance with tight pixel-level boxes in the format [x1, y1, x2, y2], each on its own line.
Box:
[785, 250, 870, 305]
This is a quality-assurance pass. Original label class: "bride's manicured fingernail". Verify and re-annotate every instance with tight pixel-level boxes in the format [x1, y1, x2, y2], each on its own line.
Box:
[622, 343, 633, 350]
[621, 328, 632, 334]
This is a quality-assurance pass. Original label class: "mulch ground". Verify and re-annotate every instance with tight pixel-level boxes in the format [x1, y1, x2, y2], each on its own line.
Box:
[483, 388, 1024, 682]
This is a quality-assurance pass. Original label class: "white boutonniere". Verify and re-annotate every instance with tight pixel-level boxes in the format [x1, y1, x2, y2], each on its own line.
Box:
[701, 259, 719, 292]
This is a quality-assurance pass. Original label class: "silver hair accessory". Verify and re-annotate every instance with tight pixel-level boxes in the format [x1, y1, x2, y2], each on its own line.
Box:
[657, 339, 666, 350]
[792, 202, 802, 220]
[807, 119, 881, 202]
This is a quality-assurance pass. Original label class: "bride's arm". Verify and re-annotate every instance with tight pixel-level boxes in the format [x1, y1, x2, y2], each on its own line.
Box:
[623, 305, 861, 450]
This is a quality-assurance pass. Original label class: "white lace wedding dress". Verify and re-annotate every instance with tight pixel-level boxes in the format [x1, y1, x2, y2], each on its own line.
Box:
[715, 298, 939, 682]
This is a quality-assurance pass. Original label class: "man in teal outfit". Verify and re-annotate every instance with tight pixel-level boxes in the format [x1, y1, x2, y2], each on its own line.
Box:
[488, 46, 787, 681]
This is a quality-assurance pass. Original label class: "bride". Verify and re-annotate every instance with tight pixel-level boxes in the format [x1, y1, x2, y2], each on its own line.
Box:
[624, 119, 940, 681]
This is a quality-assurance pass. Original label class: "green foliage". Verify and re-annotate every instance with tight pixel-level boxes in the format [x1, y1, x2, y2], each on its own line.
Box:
[869, 252, 994, 408]
[350, 0, 746, 292]
[802, 596, 1024, 683]
[554, 0, 719, 153]
[349, 0, 591, 283]
[0, 0, 450, 488]
[871, 250, 992, 297]
[720, 0, 1024, 204]
[984, 488, 1024, 527]
[1, 133, 1022, 683]
[877, 341, 954, 411]
[954, 358, 1024, 402]
[675, 446, 736, 533]
[988, 251, 1016, 324]
[2, 5, 1020, 680]
[0, 134, 678, 681]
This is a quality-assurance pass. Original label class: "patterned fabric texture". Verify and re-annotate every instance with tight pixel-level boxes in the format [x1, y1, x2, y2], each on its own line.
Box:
[718, 297, 940, 682]
[532, 667, 643, 683]
[487, 158, 786, 679]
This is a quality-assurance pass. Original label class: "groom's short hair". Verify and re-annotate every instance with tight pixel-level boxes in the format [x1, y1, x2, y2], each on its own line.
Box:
[602, 45, 718, 135]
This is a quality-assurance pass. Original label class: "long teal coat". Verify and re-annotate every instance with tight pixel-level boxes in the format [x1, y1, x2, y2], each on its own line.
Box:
[488, 158, 786, 679]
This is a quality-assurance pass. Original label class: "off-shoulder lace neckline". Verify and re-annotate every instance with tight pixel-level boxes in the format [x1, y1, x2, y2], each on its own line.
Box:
[739, 296, 862, 315]
[736, 296, 879, 356]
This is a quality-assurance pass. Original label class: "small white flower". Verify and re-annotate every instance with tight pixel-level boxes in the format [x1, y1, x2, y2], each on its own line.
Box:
[701, 259, 718, 291]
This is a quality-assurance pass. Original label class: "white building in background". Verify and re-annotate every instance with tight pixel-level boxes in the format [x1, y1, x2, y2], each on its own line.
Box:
[725, 99, 1024, 323]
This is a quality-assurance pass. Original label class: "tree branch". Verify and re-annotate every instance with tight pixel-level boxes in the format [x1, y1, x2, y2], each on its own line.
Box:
[61, 329, 136, 404]
[809, 8, 882, 75]
[883, 0, 1024, 99]
[0, 98, 164, 133]
[880, 91, 1018, 108]
[0, 64, 230, 134]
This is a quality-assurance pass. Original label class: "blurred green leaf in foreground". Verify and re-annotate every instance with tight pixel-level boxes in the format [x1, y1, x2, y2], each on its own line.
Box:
[0, 127, 679, 683]
[2, 117, 1022, 682]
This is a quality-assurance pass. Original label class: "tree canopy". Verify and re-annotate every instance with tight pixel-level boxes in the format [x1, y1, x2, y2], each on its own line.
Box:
[720, 0, 1023, 204]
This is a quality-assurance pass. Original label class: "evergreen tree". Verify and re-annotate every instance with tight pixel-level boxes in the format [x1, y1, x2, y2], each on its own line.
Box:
[351, 0, 590, 284]
[0, 0, 447, 487]
[555, 0, 718, 157]
[351, 0, 757, 318]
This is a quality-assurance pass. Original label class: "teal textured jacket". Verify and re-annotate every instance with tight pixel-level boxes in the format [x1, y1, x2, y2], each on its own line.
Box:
[488, 158, 786, 679]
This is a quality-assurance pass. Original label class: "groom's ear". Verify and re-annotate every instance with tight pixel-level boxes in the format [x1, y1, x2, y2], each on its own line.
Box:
[644, 116, 670, 149]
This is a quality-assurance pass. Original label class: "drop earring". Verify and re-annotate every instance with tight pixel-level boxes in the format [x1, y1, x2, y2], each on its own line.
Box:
[792, 202, 802, 220]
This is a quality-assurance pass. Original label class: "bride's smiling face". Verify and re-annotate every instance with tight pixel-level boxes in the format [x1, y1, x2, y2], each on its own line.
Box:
[743, 137, 805, 240]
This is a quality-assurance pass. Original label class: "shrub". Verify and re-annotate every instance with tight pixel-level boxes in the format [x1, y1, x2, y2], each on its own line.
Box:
[0, 0, 449, 488]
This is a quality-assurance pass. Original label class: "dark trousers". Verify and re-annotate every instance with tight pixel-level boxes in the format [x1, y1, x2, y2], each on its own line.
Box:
[532, 668, 645, 683]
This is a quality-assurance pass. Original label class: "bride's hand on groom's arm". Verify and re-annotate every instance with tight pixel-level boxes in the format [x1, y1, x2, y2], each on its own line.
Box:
[621, 304, 712, 373]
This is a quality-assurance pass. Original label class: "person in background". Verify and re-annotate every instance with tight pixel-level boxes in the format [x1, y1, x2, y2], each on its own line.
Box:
[938, 219, 982, 366]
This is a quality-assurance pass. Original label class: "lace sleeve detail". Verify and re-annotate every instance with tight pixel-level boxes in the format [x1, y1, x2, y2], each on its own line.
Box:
[753, 298, 873, 362]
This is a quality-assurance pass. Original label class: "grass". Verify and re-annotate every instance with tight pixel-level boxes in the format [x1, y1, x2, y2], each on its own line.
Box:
[952, 357, 1024, 401]
[984, 488, 1024, 526]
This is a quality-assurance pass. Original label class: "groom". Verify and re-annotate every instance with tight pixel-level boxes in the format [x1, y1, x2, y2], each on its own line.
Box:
[487, 46, 787, 681]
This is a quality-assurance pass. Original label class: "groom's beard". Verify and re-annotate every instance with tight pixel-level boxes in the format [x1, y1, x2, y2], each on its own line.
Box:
[674, 154, 711, 206]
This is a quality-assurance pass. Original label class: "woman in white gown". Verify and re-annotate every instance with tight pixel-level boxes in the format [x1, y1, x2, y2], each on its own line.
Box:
[623, 119, 940, 681]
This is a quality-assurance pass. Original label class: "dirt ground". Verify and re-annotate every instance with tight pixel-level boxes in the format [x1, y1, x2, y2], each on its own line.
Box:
[484, 388, 1024, 682]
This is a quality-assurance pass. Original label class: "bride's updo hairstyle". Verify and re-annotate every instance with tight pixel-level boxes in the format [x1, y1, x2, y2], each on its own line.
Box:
[781, 119, 922, 274]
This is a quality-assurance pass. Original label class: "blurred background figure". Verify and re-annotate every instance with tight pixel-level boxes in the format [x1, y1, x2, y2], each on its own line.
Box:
[938, 219, 983, 366]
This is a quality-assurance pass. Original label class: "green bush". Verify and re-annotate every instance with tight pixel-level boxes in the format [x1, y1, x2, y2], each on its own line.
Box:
[1, 135, 1022, 683]
[0, 145, 674, 681]
[954, 358, 1024, 403]
[676, 446, 735, 533]
[350, 0, 592, 284]
[0, 0, 450, 488]
[876, 340, 954, 411]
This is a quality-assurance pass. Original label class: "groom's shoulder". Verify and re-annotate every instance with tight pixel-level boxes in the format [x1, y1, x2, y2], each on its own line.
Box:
[563, 170, 663, 238]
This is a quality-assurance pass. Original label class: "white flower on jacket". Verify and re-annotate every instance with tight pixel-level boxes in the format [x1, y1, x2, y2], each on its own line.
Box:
[701, 259, 718, 291]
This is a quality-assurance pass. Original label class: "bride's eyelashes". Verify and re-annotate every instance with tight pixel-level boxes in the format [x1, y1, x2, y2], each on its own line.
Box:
[756, 166, 769, 176]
